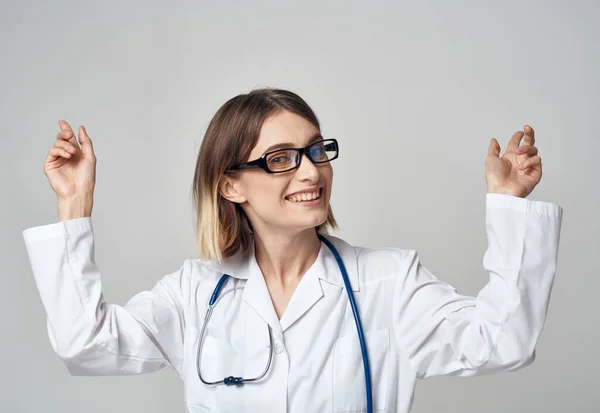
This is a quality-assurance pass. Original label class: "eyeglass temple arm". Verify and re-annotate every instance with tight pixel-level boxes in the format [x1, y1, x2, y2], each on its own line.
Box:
[230, 159, 264, 171]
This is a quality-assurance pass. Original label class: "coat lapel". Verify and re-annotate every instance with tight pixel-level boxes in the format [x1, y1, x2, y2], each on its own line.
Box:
[317, 234, 360, 292]
[279, 261, 324, 332]
[204, 241, 283, 340]
[279, 235, 360, 332]
[242, 258, 284, 340]
[203, 233, 360, 337]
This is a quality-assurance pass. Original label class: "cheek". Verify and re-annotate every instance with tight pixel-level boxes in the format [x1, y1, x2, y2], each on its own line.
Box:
[321, 165, 334, 192]
[243, 175, 288, 203]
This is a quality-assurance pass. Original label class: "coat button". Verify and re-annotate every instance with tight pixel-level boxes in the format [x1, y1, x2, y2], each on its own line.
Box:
[273, 341, 285, 354]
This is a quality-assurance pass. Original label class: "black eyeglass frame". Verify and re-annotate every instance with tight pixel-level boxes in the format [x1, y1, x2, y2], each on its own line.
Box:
[228, 138, 339, 174]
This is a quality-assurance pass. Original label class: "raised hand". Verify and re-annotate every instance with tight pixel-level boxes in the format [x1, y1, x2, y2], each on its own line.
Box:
[44, 120, 97, 219]
[485, 125, 542, 198]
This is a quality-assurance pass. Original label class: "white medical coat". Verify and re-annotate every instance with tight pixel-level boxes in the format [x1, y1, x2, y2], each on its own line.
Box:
[22, 193, 563, 413]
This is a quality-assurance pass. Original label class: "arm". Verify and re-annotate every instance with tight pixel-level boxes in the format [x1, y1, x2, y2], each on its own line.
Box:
[22, 216, 187, 375]
[392, 193, 563, 378]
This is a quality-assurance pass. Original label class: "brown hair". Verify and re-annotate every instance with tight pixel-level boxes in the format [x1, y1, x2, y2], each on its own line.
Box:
[191, 87, 338, 261]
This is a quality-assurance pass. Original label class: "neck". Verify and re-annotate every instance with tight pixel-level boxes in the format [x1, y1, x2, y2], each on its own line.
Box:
[253, 227, 321, 289]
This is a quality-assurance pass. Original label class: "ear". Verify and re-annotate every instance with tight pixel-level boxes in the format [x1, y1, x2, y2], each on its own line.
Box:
[218, 175, 247, 204]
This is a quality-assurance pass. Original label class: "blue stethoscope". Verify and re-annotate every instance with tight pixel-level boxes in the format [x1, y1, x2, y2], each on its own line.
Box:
[196, 234, 373, 413]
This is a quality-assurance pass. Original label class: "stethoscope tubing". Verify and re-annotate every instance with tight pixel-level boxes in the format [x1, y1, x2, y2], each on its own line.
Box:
[195, 235, 373, 413]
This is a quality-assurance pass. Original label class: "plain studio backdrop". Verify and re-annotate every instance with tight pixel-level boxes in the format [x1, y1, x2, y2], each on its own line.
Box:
[1, 1, 598, 412]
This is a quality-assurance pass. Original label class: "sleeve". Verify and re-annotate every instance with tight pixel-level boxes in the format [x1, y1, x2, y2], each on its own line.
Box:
[392, 193, 563, 379]
[22, 216, 188, 376]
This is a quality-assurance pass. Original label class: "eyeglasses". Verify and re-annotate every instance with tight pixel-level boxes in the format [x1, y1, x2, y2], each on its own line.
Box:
[229, 138, 339, 174]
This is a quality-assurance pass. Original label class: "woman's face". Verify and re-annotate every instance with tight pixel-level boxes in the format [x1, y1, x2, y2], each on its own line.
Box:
[228, 110, 333, 236]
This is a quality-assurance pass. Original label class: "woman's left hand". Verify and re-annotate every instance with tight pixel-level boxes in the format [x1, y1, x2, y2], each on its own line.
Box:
[485, 125, 542, 198]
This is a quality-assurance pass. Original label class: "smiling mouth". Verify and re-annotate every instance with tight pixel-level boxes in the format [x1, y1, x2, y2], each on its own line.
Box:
[285, 188, 322, 203]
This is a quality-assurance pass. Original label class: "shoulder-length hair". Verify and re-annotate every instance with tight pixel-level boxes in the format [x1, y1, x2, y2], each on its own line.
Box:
[192, 87, 338, 261]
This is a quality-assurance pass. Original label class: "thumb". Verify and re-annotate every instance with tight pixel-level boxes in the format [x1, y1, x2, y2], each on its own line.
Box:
[488, 138, 501, 157]
[78, 125, 95, 160]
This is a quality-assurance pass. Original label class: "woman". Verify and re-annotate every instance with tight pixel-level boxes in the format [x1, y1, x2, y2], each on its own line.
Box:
[23, 88, 563, 413]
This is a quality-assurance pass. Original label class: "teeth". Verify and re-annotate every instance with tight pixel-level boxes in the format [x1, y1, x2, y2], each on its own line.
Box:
[287, 190, 320, 202]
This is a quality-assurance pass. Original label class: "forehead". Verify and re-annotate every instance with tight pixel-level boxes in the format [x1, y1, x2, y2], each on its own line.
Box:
[250, 110, 320, 157]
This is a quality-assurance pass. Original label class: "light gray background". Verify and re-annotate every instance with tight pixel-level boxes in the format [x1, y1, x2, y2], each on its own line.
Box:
[2, 1, 598, 412]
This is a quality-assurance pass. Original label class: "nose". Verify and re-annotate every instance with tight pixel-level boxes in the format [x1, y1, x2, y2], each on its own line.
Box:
[295, 152, 320, 182]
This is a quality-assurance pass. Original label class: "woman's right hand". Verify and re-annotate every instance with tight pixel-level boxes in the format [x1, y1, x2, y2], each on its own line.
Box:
[44, 120, 96, 219]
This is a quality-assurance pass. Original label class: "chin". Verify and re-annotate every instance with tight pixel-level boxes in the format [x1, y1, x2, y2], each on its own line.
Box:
[278, 197, 330, 230]
[301, 211, 329, 230]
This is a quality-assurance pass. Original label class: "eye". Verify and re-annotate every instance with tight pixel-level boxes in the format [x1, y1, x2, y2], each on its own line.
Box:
[308, 142, 328, 160]
[271, 155, 288, 163]
[310, 147, 324, 156]
[266, 150, 297, 171]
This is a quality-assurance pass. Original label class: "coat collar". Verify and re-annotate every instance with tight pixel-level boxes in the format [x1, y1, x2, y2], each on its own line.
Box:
[204, 233, 360, 292]
[202, 233, 360, 335]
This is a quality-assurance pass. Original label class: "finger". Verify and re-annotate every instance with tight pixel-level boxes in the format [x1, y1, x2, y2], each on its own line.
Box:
[58, 119, 76, 133]
[488, 138, 501, 157]
[519, 155, 541, 170]
[55, 128, 75, 142]
[516, 145, 538, 156]
[506, 131, 524, 152]
[57, 120, 80, 149]
[45, 146, 72, 163]
[78, 125, 95, 159]
[54, 139, 78, 154]
[523, 125, 535, 146]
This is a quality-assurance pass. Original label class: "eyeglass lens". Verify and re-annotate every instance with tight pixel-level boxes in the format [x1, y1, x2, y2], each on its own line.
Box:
[265, 140, 337, 172]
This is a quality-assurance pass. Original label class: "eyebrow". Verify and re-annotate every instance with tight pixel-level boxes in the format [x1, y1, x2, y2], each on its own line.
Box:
[261, 133, 324, 155]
